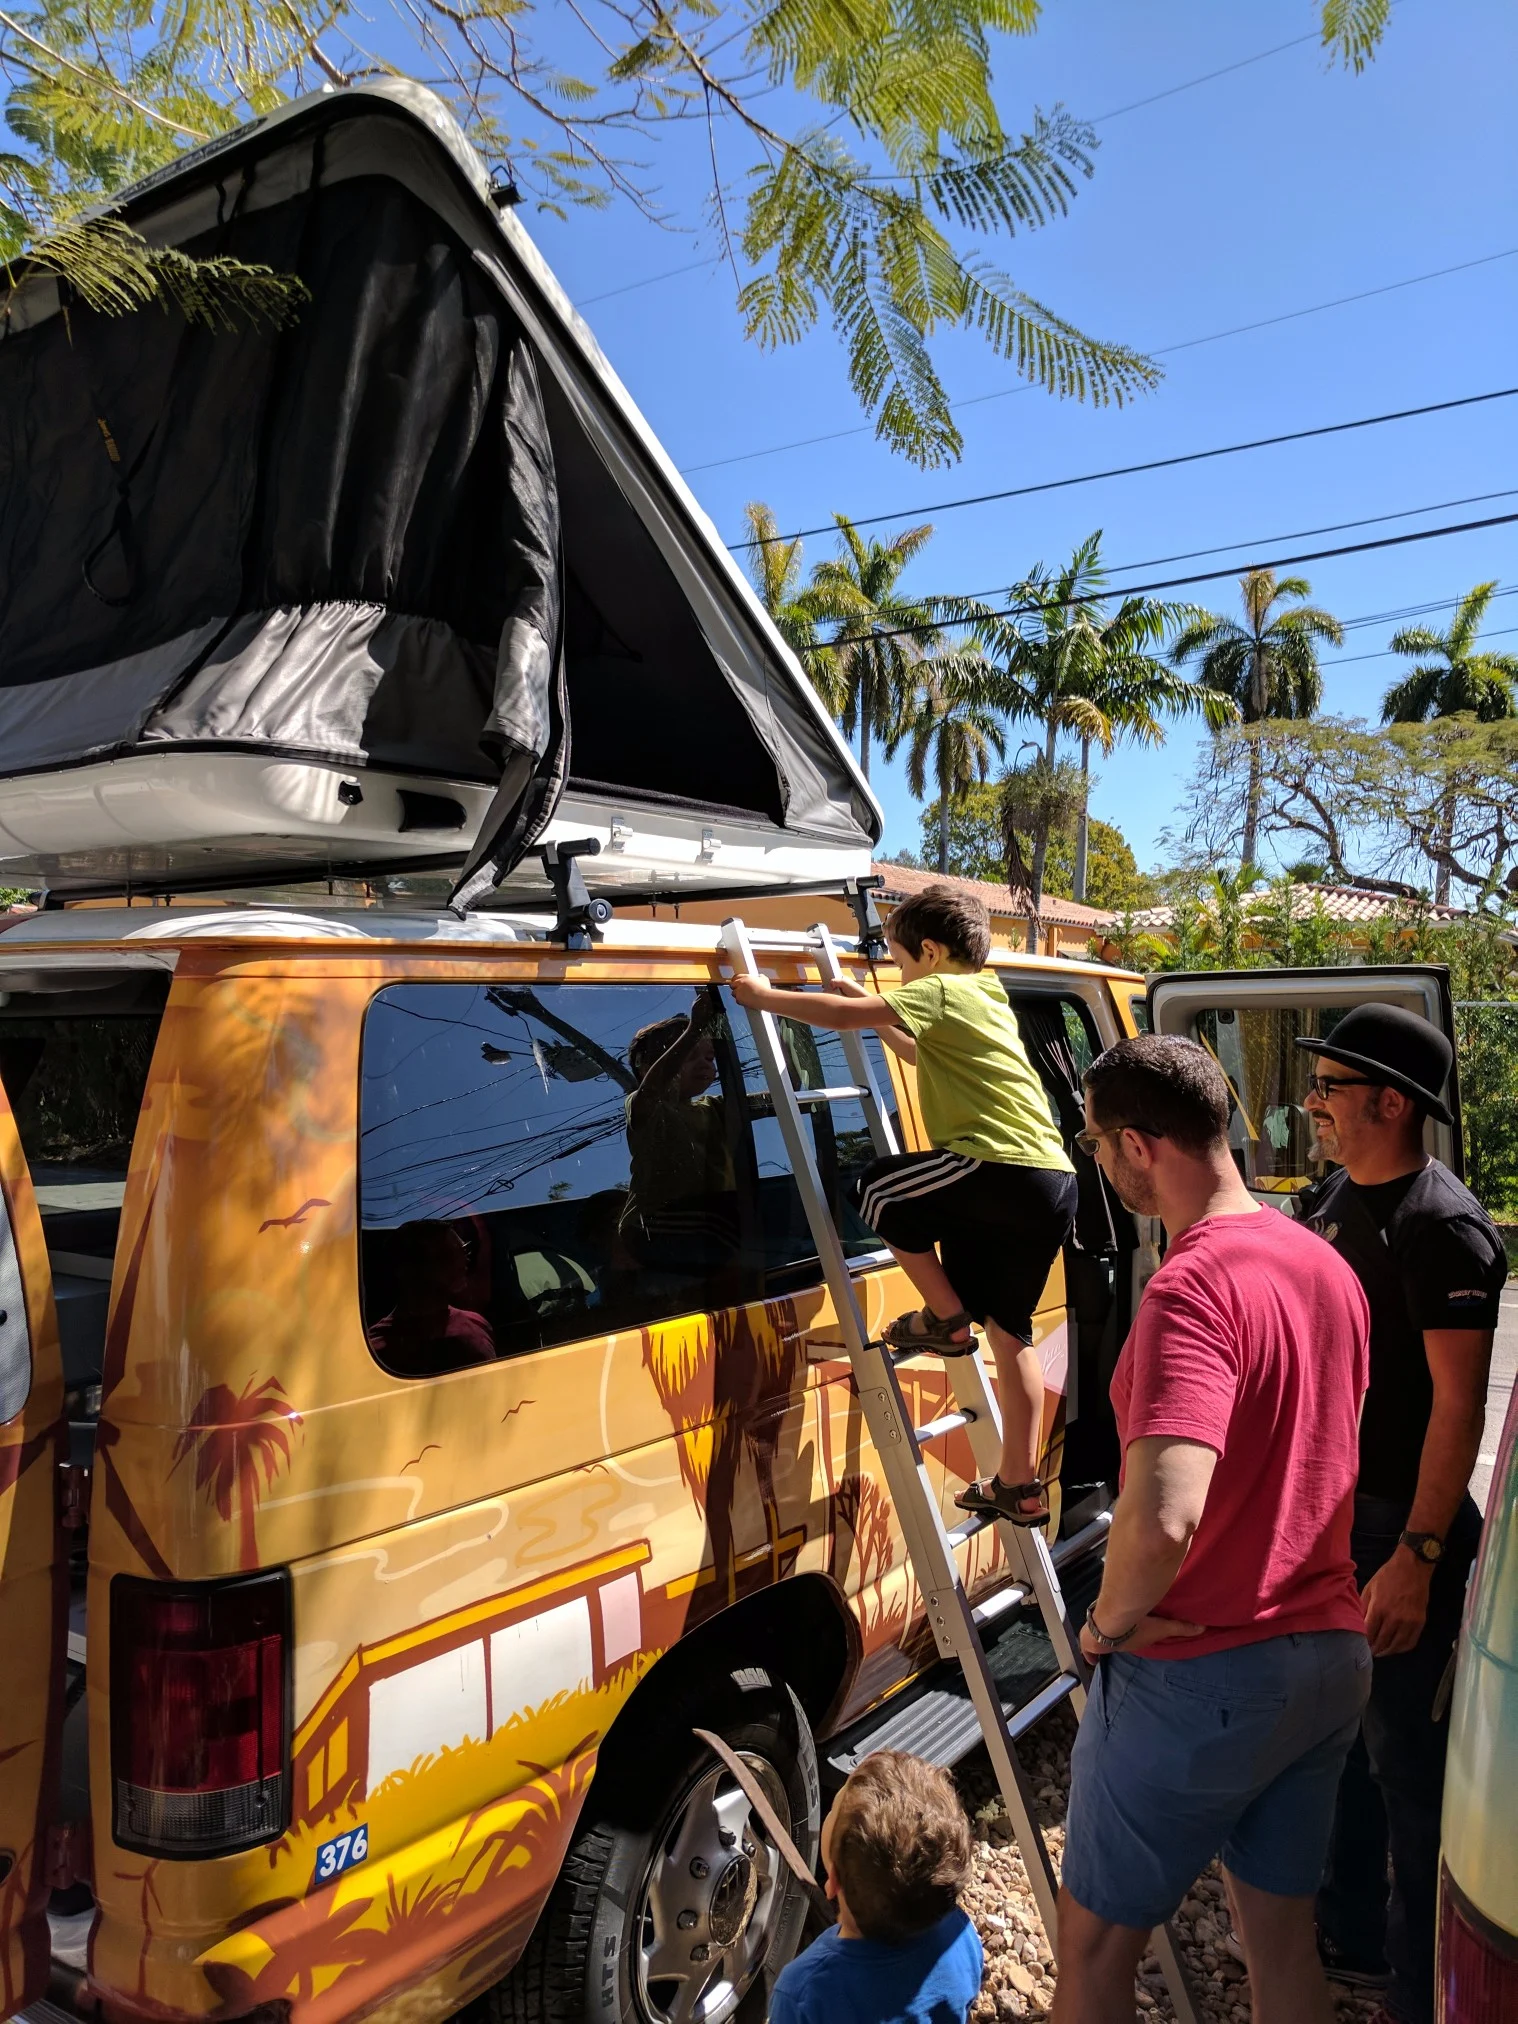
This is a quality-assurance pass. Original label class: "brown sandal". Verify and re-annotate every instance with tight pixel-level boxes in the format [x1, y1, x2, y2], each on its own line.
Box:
[953, 1475, 1050, 1527]
[881, 1307, 978, 1354]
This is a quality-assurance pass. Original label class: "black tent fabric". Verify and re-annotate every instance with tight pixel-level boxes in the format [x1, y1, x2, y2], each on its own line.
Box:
[0, 88, 877, 897]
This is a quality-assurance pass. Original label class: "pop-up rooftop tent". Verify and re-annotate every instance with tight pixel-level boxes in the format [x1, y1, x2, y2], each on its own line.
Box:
[0, 82, 880, 905]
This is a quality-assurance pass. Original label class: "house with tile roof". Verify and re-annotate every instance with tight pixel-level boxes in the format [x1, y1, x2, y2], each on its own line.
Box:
[626, 861, 1116, 958]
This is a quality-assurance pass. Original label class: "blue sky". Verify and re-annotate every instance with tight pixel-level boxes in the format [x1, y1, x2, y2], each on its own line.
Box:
[507, 0, 1517, 873]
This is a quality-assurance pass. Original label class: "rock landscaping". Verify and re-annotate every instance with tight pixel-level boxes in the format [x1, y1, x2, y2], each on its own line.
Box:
[954, 1706, 1381, 2024]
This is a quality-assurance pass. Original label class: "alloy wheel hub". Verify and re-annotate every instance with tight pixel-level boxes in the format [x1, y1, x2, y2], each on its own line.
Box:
[634, 1751, 792, 2024]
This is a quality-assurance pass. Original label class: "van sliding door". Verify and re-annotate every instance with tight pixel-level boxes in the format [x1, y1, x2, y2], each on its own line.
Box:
[0, 1078, 66, 2022]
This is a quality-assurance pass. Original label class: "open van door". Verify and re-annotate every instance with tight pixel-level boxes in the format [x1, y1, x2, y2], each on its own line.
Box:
[1147, 965, 1462, 1207]
[0, 1085, 66, 2020]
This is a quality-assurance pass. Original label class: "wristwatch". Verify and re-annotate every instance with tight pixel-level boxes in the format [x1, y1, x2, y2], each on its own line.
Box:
[1399, 1529, 1444, 1565]
[1084, 1602, 1136, 1650]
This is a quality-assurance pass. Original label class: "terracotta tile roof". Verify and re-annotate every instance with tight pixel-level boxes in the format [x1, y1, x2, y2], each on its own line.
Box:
[1124, 882, 1488, 933]
[870, 861, 1115, 931]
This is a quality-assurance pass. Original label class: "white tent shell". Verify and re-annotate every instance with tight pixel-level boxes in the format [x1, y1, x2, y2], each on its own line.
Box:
[0, 81, 880, 903]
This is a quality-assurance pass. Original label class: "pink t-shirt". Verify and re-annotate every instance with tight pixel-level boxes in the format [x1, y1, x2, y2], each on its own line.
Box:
[1111, 1206, 1370, 1659]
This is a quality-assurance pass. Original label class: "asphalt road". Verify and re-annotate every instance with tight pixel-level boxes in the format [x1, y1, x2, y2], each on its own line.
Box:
[1472, 1287, 1518, 1515]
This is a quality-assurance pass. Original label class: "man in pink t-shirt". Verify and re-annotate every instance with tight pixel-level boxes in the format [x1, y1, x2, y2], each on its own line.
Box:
[1052, 1035, 1371, 2024]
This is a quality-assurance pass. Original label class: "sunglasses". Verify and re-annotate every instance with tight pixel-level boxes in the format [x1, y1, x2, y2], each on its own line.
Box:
[1075, 1122, 1162, 1159]
[1306, 1075, 1382, 1100]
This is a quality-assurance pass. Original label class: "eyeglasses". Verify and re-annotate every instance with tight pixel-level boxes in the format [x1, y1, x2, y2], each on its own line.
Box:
[1075, 1123, 1161, 1158]
[1306, 1074, 1382, 1100]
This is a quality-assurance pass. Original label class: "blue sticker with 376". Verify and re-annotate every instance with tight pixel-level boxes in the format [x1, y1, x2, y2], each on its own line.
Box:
[314, 1823, 369, 1885]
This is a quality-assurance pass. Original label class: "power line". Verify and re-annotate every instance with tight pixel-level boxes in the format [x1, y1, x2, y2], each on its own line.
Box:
[576, 257, 711, 308]
[732, 389, 1518, 549]
[568, 29, 1328, 312]
[932, 491, 1518, 606]
[1323, 624, 1518, 673]
[853, 32, 1323, 183]
[683, 248, 1518, 477]
[820, 512, 1518, 649]
[1090, 31, 1319, 123]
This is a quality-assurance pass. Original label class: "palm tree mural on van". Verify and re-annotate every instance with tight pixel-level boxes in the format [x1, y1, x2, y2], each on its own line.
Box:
[641, 1300, 806, 1605]
[172, 1375, 302, 1570]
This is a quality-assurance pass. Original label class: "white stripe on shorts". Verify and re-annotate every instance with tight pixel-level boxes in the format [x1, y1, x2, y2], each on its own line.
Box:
[860, 1151, 980, 1228]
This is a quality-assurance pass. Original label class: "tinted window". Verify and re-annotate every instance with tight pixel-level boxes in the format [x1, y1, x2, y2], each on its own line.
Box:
[1194, 1002, 1357, 1192]
[360, 981, 768, 1372]
[733, 1015, 896, 1293]
[359, 982, 902, 1373]
[0, 977, 168, 1248]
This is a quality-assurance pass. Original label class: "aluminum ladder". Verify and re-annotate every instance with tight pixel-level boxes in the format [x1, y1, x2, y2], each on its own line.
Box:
[720, 914, 1198, 2024]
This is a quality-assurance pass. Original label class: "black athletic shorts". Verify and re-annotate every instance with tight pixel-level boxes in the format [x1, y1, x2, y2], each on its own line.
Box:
[855, 1151, 1078, 1342]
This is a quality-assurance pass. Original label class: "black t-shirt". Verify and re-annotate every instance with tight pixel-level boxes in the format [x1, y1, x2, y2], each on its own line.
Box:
[1303, 1159, 1507, 1500]
[1350, 1165, 1508, 1332]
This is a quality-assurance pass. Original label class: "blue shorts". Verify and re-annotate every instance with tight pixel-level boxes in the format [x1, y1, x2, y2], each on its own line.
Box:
[1063, 1629, 1372, 1930]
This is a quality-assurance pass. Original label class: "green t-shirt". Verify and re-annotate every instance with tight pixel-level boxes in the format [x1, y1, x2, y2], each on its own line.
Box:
[886, 970, 1074, 1171]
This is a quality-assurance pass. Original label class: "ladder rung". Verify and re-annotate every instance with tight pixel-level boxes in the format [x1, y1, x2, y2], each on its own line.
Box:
[946, 1509, 995, 1549]
[794, 1084, 869, 1105]
[1004, 1670, 1082, 1739]
[1050, 1508, 1113, 1574]
[914, 1408, 975, 1445]
[971, 1580, 1030, 1628]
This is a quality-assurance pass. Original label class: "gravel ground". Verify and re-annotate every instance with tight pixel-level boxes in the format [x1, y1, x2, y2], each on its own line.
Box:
[952, 1706, 1383, 2024]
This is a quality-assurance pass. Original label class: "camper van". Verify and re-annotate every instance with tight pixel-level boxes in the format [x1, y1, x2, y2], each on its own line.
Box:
[0, 77, 1473, 2024]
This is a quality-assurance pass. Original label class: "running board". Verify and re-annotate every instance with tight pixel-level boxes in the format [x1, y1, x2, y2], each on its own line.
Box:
[824, 1555, 1103, 1780]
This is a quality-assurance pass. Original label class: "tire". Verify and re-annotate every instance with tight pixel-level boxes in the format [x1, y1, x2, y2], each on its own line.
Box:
[489, 1665, 820, 2024]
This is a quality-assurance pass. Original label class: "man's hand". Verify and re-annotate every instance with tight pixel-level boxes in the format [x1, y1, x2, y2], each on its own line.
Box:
[729, 976, 772, 1011]
[1361, 1550, 1434, 1657]
[1079, 1612, 1204, 1663]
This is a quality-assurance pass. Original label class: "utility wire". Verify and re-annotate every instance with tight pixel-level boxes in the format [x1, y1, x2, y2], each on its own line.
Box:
[933, 491, 1518, 607]
[1324, 624, 1518, 673]
[569, 28, 1329, 311]
[731, 389, 1518, 550]
[684, 249, 1518, 476]
[818, 512, 1518, 649]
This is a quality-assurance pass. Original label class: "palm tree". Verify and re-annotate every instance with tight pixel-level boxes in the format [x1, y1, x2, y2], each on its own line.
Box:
[1381, 580, 1518, 903]
[807, 515, 940, 780]
[742, 502, 841, 711]
[897, 659, 1006, 873]
[939, 533, 1228, 935]
[171, 1375, 302, 1569]
[1170, 569, 1344, 871]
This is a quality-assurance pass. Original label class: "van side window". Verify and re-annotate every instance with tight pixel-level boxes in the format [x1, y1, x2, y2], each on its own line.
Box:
[730, 1015, 896, 1293]
[359, 981, 763, 1373]
[1194, 1003, 1341, 1193]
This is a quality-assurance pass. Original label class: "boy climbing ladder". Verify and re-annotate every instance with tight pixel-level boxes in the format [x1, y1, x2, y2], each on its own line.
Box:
[730, 883, 1077, 1526]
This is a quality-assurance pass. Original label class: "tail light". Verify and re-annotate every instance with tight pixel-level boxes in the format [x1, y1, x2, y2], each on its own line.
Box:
[1439, 1864, 1518, 2024]
[111, 1571, 290, 1858]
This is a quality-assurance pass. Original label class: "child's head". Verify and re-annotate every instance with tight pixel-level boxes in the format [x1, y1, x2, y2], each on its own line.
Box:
[822, 1750, 971, 1941]
[885, 886, 991, 981]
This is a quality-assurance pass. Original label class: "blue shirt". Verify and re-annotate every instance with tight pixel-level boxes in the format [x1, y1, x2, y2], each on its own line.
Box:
[769, 1909, 983, 2024]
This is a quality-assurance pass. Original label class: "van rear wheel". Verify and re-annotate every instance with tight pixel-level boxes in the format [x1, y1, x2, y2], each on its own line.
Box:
[490, 1667, 820, 2024]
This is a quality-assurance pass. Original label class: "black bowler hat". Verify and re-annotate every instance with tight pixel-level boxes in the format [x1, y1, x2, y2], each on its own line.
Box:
[1293, 1004, 1454, 1125]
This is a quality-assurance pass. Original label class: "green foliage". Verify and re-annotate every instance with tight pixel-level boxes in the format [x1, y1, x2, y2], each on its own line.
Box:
[1457, 1001, 1518, 1218]
[1382, 580, 1518, 725]
[916, 778, 1151, 907]
[1170, 569, 1345, 870]
[741, 501, 840, 707]
[0, 0, 1386, 465]
[805, 514, 942, 776]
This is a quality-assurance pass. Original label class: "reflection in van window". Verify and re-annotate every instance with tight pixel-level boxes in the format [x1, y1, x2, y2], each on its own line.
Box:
[359, 982, 758, 1371]
[1194, 1003, 1352, 1193]
[732, 1015, 895, 1291]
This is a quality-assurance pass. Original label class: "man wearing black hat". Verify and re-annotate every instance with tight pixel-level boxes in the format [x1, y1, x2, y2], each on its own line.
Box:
[1295, 1003, 1507, 2024]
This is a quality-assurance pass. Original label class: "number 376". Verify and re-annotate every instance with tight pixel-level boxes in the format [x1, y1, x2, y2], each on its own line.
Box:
[315, 1824, 370, 1881]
